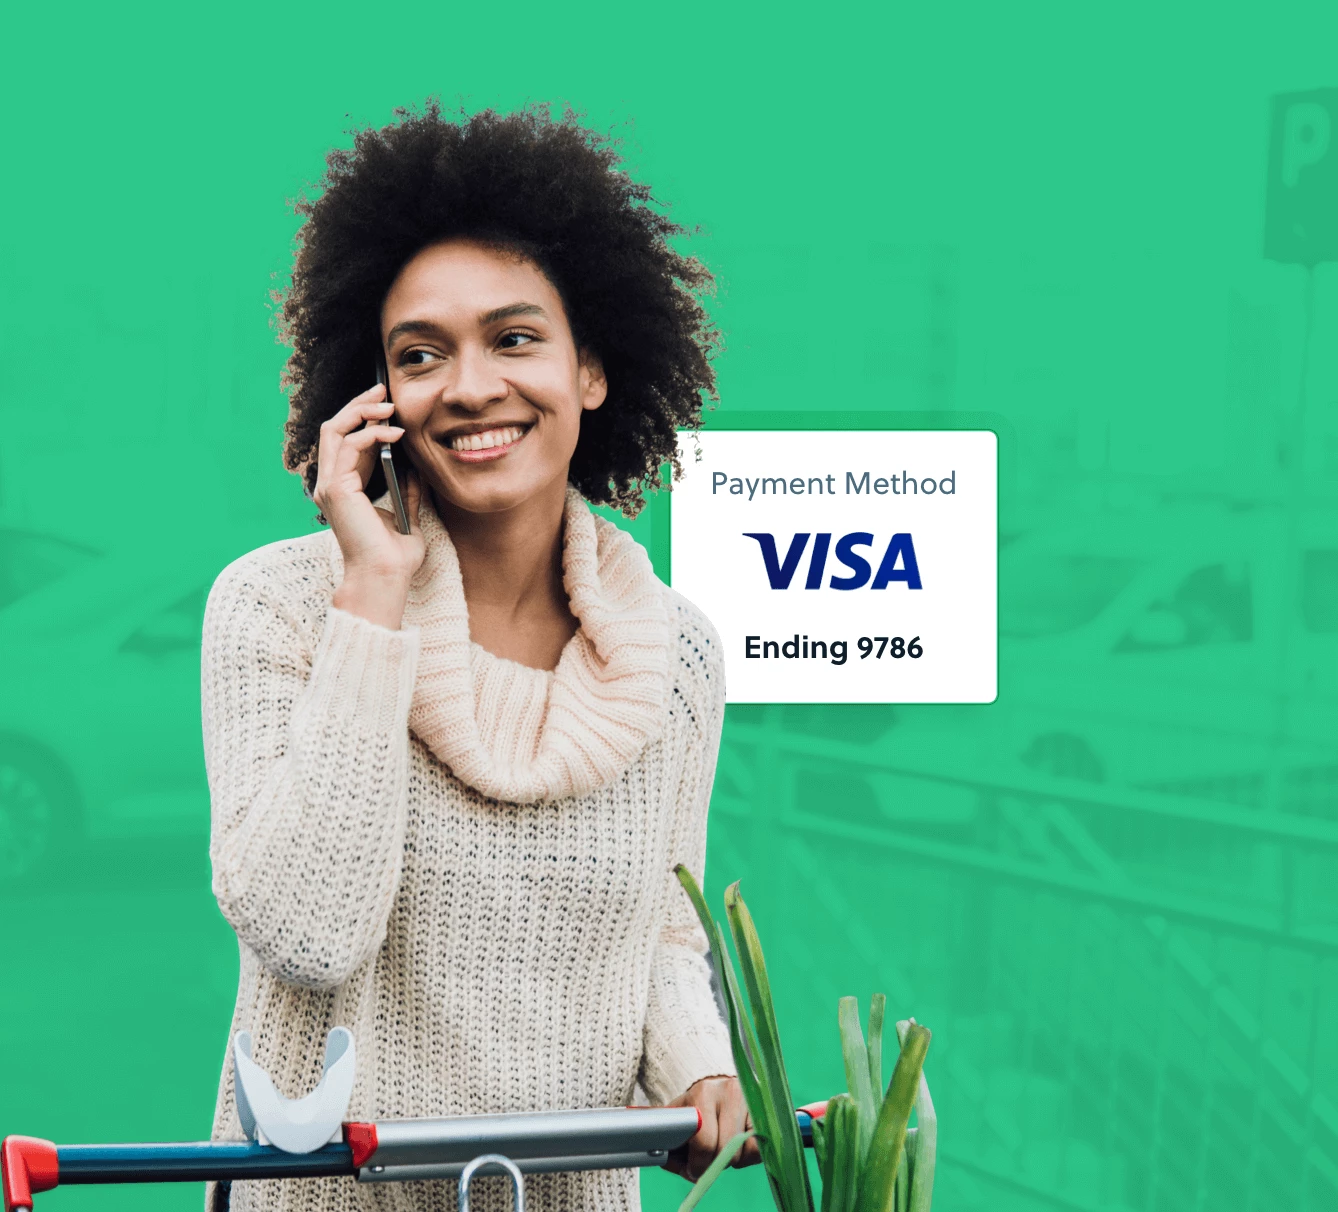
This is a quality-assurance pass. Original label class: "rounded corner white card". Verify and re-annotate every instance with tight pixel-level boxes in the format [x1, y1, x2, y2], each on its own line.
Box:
[669, 430, 997, 704]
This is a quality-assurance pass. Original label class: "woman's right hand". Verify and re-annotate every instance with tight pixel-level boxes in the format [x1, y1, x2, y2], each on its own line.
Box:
[315, 385, 427, 630]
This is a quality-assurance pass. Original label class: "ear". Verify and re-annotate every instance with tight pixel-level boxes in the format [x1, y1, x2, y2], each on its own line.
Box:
[578, 349, 607, 412]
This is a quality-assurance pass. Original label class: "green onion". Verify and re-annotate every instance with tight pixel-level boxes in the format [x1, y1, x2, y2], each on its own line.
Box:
[867, 994, 886, 1101]
[838, 997, 878, 1164]
[854, 1023, 931, 1212]
[675, 866, 815, 1212]
[896, 1022, 937, 1212]
[823, 1094, 861, 1212]
[812, 1113, 831, 1193]
[725, 882, 813, 1211]
[671, 866, 935, 1212]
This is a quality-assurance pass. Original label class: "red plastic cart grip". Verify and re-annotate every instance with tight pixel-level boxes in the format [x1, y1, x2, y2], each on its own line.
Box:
[342, 1122, 379, 1169]
[797, 1100, 830, 1119]
[1, 1137, 58, 1212]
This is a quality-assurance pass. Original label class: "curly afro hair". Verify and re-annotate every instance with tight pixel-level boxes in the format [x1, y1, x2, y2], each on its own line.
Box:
[279, 101, 719, 517]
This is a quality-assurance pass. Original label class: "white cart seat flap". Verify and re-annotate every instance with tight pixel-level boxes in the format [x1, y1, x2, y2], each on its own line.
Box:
[233, 1027, 356, 1153]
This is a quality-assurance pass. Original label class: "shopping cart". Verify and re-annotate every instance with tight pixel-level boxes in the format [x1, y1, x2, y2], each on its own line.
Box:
[2, 1029, 824, 1211]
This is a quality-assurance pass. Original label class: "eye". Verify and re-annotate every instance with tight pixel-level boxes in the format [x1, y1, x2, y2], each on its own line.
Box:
[498, 329, 538, 350]
[399, 347, 442, 367]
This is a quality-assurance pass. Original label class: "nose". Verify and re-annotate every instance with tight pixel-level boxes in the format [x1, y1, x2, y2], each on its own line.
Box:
[442, 343, 508, 412]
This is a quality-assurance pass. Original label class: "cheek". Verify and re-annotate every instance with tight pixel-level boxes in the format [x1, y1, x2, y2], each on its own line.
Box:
[532, 408, 582, 474]
[553, 392, 588, 454]
[391, 404, 436, 462]
[397, 412, 434, 452]
[392, 374, 438, 415]
[386, 375, 431, 420]
[528, 364, 586, 444]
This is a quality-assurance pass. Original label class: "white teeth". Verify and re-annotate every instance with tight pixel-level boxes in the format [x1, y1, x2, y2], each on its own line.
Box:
[451, 426, 525, 452]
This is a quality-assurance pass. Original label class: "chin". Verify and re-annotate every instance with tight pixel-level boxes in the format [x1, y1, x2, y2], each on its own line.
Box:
[434, 471, 562, 517]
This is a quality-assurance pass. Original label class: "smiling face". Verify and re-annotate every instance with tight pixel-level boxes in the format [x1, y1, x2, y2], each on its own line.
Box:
[380, 239, 607, 517]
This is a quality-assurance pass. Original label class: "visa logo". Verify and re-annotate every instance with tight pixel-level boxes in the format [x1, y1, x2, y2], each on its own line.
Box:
[743, 532, 923, 590]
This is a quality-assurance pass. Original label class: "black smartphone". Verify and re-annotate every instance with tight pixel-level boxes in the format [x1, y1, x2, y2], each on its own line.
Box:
[374, 355, 411, 535]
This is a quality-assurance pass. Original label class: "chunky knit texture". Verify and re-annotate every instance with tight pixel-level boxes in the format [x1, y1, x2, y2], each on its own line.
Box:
[203, 488, 733, 1212]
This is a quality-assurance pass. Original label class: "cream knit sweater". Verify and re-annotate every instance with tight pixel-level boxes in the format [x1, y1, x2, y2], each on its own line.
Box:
[202, 487, 734, 1212]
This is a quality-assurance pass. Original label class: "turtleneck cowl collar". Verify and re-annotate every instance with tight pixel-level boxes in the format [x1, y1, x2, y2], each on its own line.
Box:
[329, 486, 670, 804]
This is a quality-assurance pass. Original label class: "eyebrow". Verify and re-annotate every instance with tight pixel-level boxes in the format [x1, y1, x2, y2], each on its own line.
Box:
[384, 319, 441, 345]
[384, 303, 548, 347]
[478, 302, 548, 325]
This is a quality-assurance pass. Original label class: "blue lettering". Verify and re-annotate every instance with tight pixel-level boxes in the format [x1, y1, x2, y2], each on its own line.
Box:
[744, 532, 812, 589]
[743, 530, 923, 589]
[805, 533, 831, 589]
[829, 532, 874, 590]
[871, 533, 923, 589]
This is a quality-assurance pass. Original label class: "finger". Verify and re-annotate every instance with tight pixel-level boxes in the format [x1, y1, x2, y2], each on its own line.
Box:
[687, 1103, 719, 1182]
[664, 1086, 702, 1181]
[723, 1083, 748, 1136]
[322, 428, 403, 498]
[316, 397, 393, 492]
[339, 426, 405, 453]
[718, 1086, 749, 1166]
[664, 1143, 690, 1180]
[322, 389, 393, 441]
[738, 1102, 761, 1171]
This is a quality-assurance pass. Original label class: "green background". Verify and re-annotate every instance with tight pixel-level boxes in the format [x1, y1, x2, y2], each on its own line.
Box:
[3, 4, 1337, 1211]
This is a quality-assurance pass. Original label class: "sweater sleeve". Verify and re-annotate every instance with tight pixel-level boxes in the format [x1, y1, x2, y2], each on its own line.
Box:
[640, 602, 737, 1104]
[203, 549, 420, 990]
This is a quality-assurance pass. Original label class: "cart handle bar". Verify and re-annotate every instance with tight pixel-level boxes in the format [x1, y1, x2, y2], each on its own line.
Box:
[3, 1105, 828, 1211]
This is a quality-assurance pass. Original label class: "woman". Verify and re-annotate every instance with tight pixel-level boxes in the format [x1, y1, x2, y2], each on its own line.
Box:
[203, 103, 757, 1212]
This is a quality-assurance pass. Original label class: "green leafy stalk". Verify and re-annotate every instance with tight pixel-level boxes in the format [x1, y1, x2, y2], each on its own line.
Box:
[725, 881, 814, 1212]
[867, 994, 886, 1106]
[896, 1023, 937, 1212]
[853, 1024, 931, 1212]
[675, 866, 809, 1212]
[893, 1143, 909, 1212]
[718, 941, 789, 1191]
[673, 868, 780, 1176]
[813, 1115, 832, 1212]
[824, 1095, 862, 1212]
[672, 870, 764, 1107]
[907, 1088, 935, 1212]
[819, 1104, 842, 1212]
[677, 1131, 756, 1212]
[838, 997, 877, 1164]
[671, 870, 938, 1212]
